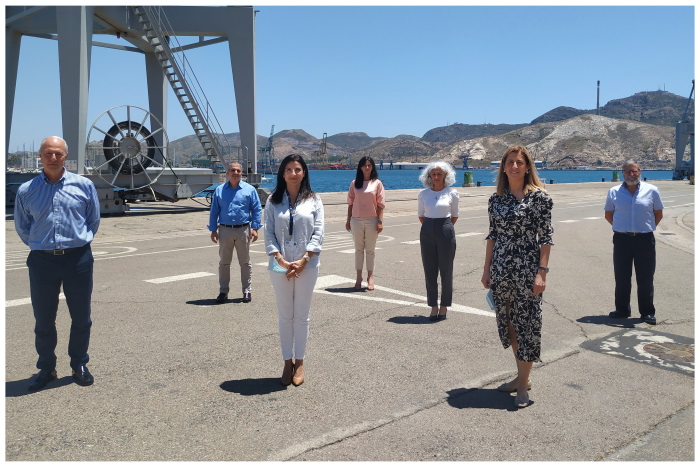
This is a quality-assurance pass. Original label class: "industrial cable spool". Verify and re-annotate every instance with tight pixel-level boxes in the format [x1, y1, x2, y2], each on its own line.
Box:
[85, 105, 169, 189]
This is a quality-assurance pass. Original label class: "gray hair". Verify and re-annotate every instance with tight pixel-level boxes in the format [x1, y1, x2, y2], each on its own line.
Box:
[419, 161, 456, 189]
[622, 160, 640, 170]
[40, 136, 68, 154]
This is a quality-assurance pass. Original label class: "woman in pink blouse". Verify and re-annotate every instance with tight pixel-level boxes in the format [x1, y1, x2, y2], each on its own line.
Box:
[346, 157, 386, 290]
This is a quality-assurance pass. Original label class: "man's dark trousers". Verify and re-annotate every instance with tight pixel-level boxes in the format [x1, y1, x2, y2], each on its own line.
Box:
[613, 232, 656, 316]
[27, 244, 93, 371]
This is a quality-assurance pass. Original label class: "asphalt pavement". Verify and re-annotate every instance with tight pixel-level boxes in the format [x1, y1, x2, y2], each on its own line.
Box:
[4, 180, 695, 461]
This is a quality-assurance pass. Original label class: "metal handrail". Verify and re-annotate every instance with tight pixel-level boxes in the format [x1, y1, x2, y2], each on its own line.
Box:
[139, 6, 234, 166]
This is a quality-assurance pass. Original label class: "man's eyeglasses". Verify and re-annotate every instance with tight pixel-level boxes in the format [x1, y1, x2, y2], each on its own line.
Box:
[623, 170, 640, 174]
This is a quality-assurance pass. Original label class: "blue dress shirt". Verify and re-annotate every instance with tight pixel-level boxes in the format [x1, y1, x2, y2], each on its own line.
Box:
[604, 182, 664, 233]
[14, 170, 101, 250]
[208, 180, 262, 231]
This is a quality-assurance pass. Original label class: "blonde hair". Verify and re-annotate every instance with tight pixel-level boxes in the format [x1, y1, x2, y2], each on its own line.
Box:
[495, 145, 544, 196]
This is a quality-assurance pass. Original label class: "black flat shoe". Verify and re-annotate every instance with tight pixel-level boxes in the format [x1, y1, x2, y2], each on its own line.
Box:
[437, 309, 447, 320]
[642, 314, 657, 325]
[429, 314, 438, 321]
[242, 292, 251, 303]
[72, 365, 94, 386]
[28, 369, 57, 392]
[609, 310, 631, 319]
[215, 293, 228, 304]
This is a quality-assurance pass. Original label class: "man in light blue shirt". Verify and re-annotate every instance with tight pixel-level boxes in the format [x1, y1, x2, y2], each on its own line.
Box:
[14, 136, 101, 391]
[604, 161, 664, 325]
[208, 162, 262, 304]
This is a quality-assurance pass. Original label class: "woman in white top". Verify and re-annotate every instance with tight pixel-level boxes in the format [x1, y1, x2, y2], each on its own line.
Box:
[346, 156, 386, 291]
[264, 154, 324, 387]
[418, 161, 459, 321]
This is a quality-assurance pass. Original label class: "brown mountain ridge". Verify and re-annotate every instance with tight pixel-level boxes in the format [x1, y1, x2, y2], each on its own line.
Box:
[169, 90, 692, 169]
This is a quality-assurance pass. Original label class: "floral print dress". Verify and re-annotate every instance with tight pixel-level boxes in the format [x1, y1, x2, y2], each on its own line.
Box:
[486, 189, 554, 362]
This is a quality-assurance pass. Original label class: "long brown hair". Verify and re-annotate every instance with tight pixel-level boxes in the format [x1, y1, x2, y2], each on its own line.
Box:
[495, 145, 545, 196]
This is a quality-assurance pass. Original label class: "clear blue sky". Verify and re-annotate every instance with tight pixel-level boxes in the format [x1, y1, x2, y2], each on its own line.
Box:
[6, 4, 695, 152]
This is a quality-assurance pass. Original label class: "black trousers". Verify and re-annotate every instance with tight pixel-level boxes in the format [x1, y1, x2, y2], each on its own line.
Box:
[420, 218, 456, 307]
[613, 232, 656, 316]
[27, 244, 94, 371]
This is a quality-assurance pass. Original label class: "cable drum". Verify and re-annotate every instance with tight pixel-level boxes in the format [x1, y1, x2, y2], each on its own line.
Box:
[86, 105, 169, 189]
[103, 121, 157, 174]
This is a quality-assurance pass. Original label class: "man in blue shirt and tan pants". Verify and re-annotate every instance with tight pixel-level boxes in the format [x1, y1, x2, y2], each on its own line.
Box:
[604, 160, 664, 325]
[14, 136, 101, 391]
[209, 162, 263, 304]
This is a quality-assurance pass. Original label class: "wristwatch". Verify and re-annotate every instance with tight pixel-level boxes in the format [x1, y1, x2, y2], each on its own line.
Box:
[377, 218, 383, 223]
[537, 266, 549, 273]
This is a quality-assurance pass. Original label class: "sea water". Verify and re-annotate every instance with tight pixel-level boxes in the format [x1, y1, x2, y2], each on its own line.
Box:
[255, 169, 674, 193]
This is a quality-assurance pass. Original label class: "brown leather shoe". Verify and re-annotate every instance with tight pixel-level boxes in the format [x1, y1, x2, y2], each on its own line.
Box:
[292, 360, 304, 386]
[281, 359, 293, 386]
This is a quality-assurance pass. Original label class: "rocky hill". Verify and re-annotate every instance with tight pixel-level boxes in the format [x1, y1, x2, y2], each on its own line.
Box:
[434, 114, 677, 169]
[326, 132, 387, 152]
[530, 91, 693, 127]
[422, 123, 528, 143]
[168, 90, 692, 169]
[530, 106, 589, 125]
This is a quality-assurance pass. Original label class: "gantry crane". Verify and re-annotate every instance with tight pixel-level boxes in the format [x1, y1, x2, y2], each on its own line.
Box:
[258, 125, 275, 176]
[315, 132, 328, 169]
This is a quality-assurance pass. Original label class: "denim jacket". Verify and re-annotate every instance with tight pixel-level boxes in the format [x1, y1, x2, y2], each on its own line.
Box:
[264, 192, 324, 269]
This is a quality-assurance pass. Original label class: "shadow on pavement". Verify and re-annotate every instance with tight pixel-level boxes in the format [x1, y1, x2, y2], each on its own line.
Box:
[5, 376, 75, 398]
[446, 387, 519, 411]
[387, 315, 437, 325]
[324, 287, 366, 293]
[186, 298, 245, 306]
[220, 378, 287, 396]
[577, 315, 642, 328]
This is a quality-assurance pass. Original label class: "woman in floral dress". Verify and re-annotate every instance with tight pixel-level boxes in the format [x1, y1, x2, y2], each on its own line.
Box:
[481, 145, 553, 409]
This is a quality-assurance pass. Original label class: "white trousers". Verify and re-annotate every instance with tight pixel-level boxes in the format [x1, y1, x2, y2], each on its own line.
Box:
[350, 217, 379, 271]
[269, 267, 319, 361]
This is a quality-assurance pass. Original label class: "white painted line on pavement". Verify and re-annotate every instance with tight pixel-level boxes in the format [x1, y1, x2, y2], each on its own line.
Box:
[6, 293, 65, 308]
[456, 232, 483, 237]
[314, 274, 351, 289]
[313, 275, 494, 317]
[559, 220, 580, 223]
[401, 240, 421, 245]
[144, 272, 215, 284]
[583, 217, 602, 220]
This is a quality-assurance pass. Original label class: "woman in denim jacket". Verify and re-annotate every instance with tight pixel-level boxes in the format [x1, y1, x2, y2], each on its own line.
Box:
[264, 154, 324, 387]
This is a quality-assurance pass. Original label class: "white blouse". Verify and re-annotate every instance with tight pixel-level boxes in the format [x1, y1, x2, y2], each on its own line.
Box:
[418, 187, 459, 219]
[264, 192, 324, 269]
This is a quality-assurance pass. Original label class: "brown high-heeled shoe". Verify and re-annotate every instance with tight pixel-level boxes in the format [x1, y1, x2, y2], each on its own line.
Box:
[292, 359, 304, 386]
[281, 359, 294, 386]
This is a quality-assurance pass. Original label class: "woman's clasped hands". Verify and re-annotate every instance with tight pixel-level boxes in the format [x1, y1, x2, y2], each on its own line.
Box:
[277, 257, 306, 280]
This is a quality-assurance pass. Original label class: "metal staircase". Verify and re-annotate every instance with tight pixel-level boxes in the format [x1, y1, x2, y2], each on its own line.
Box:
[133, 6, 233, 171]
